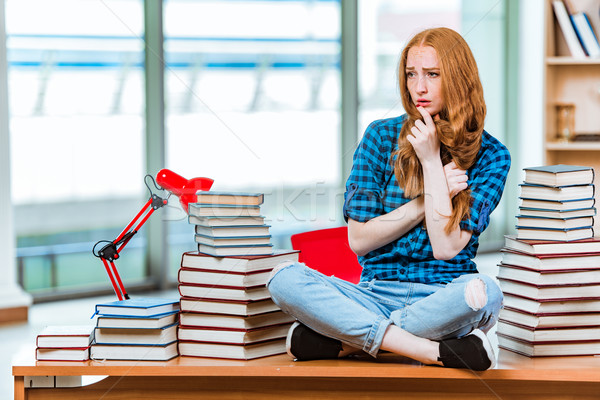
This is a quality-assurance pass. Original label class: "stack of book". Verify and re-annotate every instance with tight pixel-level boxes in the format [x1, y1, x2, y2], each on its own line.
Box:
[177, 250, 299, 360]
[35, 325, 94, 361]
[90, 297, 180, 361]
[188, 191, 274, 257]
[497, 165, 600, 357]
[516, 165, 596, 242]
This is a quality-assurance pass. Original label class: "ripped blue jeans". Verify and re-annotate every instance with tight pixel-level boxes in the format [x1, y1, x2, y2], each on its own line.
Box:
[267, 262, 503, 357]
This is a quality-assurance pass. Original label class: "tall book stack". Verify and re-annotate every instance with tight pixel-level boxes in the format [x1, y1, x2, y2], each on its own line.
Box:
[497, 165, 600, 357]
[188, 191, 274, 257]
[90, 298, 180, 361]
[516, 165, 595, 242]
[179, 191, 299, 360]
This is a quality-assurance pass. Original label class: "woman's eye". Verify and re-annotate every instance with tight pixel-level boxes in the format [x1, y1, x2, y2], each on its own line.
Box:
[406, 72, 415, 78]
[428, 72, 439, 78]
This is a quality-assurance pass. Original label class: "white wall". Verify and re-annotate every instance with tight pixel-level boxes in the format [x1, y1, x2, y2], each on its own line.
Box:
[517, 0, 545, 177]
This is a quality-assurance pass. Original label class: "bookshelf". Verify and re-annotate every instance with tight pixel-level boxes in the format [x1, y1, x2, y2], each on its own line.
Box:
[544, 0, 600, 229]
[544, 0, 600, 160]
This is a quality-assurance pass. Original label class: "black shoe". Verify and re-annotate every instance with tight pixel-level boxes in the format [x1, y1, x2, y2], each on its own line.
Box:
[286, 321, 343, 361]
[438, 329, 496, 371]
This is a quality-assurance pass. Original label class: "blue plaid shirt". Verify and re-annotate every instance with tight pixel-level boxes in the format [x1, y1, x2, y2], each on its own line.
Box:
[344, 115, 511, 284]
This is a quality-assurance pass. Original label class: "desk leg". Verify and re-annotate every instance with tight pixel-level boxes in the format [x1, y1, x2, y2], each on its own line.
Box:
[14, 376, 25, 400]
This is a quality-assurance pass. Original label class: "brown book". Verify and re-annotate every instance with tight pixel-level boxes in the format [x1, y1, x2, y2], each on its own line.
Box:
[179, 297, 281, 316]
[194, 191, 264, 206]
[177, 323, 291, 345]
[181, 249, 299, 273]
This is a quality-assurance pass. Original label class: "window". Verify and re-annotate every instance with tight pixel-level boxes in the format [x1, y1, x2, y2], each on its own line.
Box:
[7, 0, 148, 297]
[163, 0, 342, 277]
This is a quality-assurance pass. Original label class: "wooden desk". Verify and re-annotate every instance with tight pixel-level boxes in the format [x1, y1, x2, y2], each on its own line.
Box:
[13, 350, 600, 400]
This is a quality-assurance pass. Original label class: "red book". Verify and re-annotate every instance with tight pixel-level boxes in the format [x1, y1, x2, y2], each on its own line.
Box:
[180, 249, 299, 273]
[179, 310, 294, 330]
[36, 325, 94, 348]
[503, 293, 600, 315]
[504, 234, 600, 256]
[498, 277, 600, 301]
[497, 263, 600, 285]
[499, 307, 600, 329]
[500, 248, 600, 271]
[497, 332, 600, 357]
[179, 297, 281, 316]
[178, 283, 271, 302]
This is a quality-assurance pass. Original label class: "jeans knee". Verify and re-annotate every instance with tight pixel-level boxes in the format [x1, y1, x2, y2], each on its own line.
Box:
[466, 274, 503, 311]
[464, 274, 503, 312]
[266, 261, 302, 302]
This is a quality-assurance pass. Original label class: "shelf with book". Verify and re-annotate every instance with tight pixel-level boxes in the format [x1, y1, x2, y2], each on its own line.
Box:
[544, 0, 600, 180]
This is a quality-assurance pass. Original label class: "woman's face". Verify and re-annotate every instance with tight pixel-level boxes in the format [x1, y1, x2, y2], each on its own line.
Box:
[405, 45, 444, 118]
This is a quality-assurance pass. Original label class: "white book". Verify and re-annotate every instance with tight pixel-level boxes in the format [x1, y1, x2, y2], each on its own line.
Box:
[552, 0, 586, 57]
[571, 12, 600, 58]
[178, 338, 286, 360]
[91, 342, 178, 361]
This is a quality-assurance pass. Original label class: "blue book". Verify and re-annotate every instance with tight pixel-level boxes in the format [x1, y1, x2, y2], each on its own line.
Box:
[94, 322, 179, 345]
[570, 12, 600, 57]
[94, 297, 180, 318]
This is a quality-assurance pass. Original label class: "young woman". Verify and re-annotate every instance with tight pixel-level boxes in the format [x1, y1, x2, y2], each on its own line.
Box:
[267, 27, 511, 371]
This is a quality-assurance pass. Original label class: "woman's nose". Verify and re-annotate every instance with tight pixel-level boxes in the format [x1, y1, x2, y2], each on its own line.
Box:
[416, 77, 427, 93]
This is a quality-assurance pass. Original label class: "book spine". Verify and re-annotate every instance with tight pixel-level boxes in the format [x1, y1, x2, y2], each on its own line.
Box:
[573, 13, 600, 57]
[552, 0, 587, 57]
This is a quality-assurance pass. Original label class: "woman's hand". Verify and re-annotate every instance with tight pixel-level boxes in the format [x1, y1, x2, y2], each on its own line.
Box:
[444, 161, 468, 198]
[406, 105, 440, 164]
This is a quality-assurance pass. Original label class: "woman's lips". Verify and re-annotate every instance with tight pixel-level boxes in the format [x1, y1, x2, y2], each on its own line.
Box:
[416, 100, 431, 107]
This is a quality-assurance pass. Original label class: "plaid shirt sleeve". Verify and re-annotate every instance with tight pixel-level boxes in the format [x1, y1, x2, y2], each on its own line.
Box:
[459, 131, 511, 235]
[343, 120, 393, 222]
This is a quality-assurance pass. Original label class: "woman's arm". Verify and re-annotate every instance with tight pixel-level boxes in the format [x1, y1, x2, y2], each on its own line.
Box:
[348, 196, 424, 257]
[348, 161, 470, 257]
[407, 106, 471, 259]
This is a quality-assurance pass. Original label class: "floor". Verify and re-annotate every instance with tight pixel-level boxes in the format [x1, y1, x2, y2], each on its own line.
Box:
[1, 252, 502, 399]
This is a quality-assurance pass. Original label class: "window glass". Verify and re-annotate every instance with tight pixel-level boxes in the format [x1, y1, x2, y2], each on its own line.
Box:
[7, 0, 147, 295]
[163, 0, 342, 276]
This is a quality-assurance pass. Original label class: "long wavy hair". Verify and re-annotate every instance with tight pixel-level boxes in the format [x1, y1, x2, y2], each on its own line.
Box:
[392, 28, 485, 234]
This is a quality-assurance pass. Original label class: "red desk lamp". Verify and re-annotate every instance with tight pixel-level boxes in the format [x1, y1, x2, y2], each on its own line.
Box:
[93, 169, 213, 300]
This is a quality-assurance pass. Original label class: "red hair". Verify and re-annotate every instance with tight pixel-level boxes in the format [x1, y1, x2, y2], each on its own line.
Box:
[393, 27, 485, 234]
